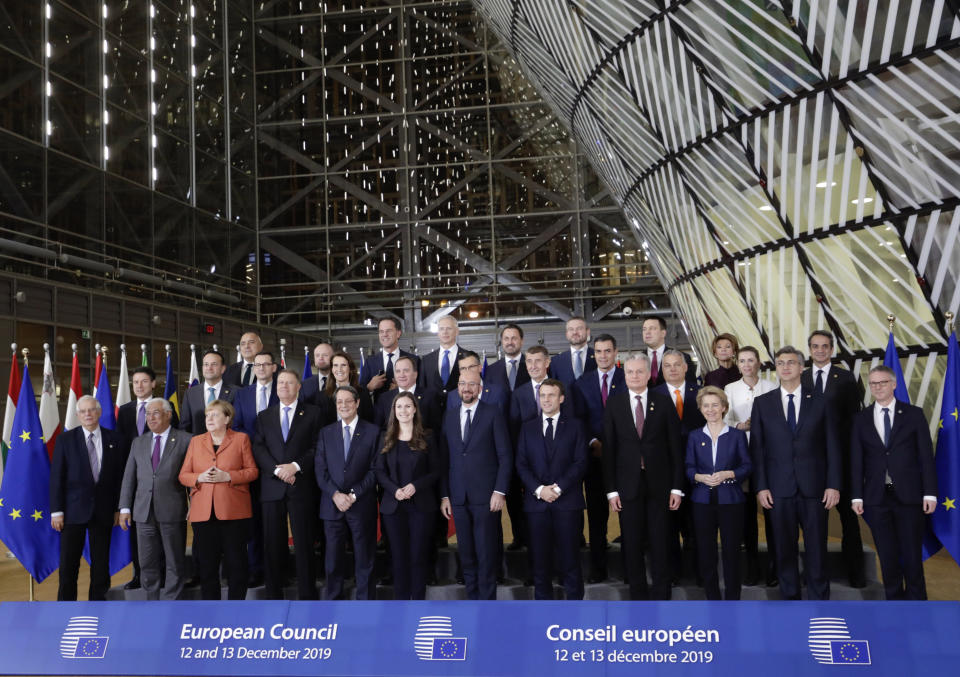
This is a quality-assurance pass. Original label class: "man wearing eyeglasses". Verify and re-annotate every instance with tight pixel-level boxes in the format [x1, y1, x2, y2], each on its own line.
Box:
[850, 366, 936, 600]
[749, 346, 841, 600]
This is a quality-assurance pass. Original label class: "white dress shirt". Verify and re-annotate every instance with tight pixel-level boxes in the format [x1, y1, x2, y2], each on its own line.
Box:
[535, 414, 563, 500]
[437, 346, 456, 376]
[724, 378, 778, 440]
[780, 384, 802, 421]
[204, 380, 224, 401]
[702, 424, 730, 467]
[275, 400, 301, 475]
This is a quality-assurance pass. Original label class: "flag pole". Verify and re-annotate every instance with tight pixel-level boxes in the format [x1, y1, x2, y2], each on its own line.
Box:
[947, 311, 955, 335]
[21, 347, 34, 602]
[887, 314, 895, 331]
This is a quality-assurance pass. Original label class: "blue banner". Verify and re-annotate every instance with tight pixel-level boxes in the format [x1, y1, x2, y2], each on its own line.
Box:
[0, 601, 957, 676]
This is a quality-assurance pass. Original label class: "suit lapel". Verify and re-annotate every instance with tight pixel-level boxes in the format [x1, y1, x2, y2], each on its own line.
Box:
[794, 389, 815, 434]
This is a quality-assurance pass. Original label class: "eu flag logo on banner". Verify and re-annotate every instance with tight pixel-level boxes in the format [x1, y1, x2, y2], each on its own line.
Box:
[74, 637, 109, 659]
[830, 640, 871, 664]
[431, 637, 467, 660]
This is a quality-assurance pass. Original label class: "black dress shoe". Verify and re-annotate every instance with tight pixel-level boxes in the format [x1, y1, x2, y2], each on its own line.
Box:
[248, 575, 264, 588]
[766, 574, 778, 587]
[586, 572, 607, 584]
[185, 577, 201, 588]
[506, 541, 525, 552]
[848, 575, 867, 589]
[124, 576, 141, 590]
[523, 578, 534, 587]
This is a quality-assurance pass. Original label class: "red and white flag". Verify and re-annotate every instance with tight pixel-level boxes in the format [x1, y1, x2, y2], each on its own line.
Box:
[115, 345, 131, 417]
[39, 345, 60, 459]
[0, 345, 20, 485]
[64, 346, 82, 431]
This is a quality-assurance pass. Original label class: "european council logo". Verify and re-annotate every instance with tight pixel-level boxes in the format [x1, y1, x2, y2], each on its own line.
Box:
[414, 616, 467, 661]
[808, 617, 870, 665]
[60, 616, 109, 659]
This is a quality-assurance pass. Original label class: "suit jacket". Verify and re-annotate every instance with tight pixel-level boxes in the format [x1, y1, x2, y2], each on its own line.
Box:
[685, 427, 751, 504]
[50, 426, 125, 525]
[252, 402, 321, 503]
[417, 345, 463, 395]
[446, 381, 509, 419]
[375, 433, 441, 515]
[118, 428, 193, 522]
[223, 360, 255, 388]
[314, 418, 381, 521]
[117, 400, 180, 448]
[509, 380, 575, 433]
[549, 347, 596, 389]
[515, 414, 588, 512]
[178, 381, 237, 434]
[602, 389, 683, 501]
[440, 400, 513, 505]
[373, 387, 442, 433]
[654, 381, 706, 449]
[648, 346, 697, 388]
[802, 364, 862, 465]
[178, 429, 259, 521]
[749, 387, 841, 499]
[572, 367, 626, 442]
[850, 401, 936, 506]
[232, 381, 279, 439]
[484, 356, 530, 392]
[359, 349, 419, 404]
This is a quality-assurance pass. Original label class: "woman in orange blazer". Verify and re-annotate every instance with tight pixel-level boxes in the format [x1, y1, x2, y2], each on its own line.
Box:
[179, 400, 258, 600]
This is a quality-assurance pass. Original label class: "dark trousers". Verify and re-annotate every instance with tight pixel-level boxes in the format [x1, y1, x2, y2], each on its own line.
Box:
[864, 490, 928, 600]
[619, 482, 671, 600]
[583, 455, 609, 577]
[129, 522, 140, 581]
[743, 491, 778, 578]
[247, 479, 265, 580]
[669, 479, 697, 574]
[324, 506, 376, 600]
[452, 503, 500, 600]
[505, 472, 527, 546]
[769, 495, 829, 600]
[693, 500, 744, 600]
[58, 520, 112, 601]
[836, 490, 865, 583]
[527, 508, 584, 600]
[382, 503, 433, 600]
[262, 497, 318, 600]
[193, 515, 249, 600]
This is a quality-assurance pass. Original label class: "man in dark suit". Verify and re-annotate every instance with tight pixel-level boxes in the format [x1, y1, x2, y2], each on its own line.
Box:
[642, 315, 696, 387]
[439, 373, 512, 600]
[232, 351, 279, 439]
[253, 370, 322, 600]
[445, 351, 509, 417]
[549, 316, 596, 389]
[417, 315, 462, 399]
[484, 324, 530, 392]
[571, 333, 624, 582]
[751, 345, 841, 601]
[50, 395, 125, 601]
[118, 398, 192, 600]
[359, 317, 419, 406]
[315, 386, 381, 600]
[803, 329, 866, 587]
[851, 365, 937, 600]
[515, 378, 588, 599]
[301, 340, 334, 406]
[179, 349, 237, 433]
[604, 355, 683, 600]
[373, 355, 441, 433]
[223, 332, 263, 387]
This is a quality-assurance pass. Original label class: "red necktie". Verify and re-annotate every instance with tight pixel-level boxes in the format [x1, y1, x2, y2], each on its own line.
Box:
[601, 372, 609, 406]
[650, 351, 659, 382]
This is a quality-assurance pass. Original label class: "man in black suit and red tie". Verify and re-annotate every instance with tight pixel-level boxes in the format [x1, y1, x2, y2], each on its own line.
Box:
[549, 316, 596, 389]
[571, 334, 624, 583]
[750, 346, 841, 600]
[359, 317, 419, 406]
[603, 354, 683, 600]
[50, 395, 125, 601]
[642, 315, 696, 388]
[803, 329, 866, 587]
[485, 324, 530, 393]
[253, 370, 322, 600]
[515, 378, 588, 599]
[851, 365, 937, 600]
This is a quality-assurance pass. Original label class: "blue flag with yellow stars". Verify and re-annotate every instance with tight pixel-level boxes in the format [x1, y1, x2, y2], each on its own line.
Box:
[883, 331, 910, 403]
[0, 364, 60, 581]
[931, 331, 960, 564]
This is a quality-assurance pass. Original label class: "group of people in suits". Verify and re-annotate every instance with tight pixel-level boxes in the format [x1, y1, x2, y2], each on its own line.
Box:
[48, 318, 938, 603]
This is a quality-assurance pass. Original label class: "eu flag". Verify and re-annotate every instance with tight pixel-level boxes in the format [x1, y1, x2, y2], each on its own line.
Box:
[74, 637, 109, 658]
[94, 362, 115, 430]
[431, 637, 467, 660]
[883, 331, 910, 403]
[829, 640, 870, 664]
[0, 364, 60, 581]
[302, 352, 313, 381]
[931, 331, 960, 564]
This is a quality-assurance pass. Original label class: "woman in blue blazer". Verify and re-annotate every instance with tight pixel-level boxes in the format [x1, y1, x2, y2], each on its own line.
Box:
[685, 386, 752, 600]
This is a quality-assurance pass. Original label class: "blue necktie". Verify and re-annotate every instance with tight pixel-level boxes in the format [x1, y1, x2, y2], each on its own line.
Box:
[883, 407, 891, 447]
[462, 408, 472, 442]
[787, 393, 797, 433]
[574, 350, 584, 379]
[815, 369, 824, 394]
[282, 406, 291, 442]
[508, 359, 517, 391]
[544, 416, 555, 456]
[440, 349, 450, 385]
[385, 352, 394, 382]
[343, 424, 351, 460]
[207, 386, 215, 404]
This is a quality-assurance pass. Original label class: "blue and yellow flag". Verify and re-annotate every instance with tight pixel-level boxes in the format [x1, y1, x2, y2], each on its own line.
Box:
[0, 364, 60, 581]
[164, 352, 179, 418]
[931, 331, 960, 564]
[95, 361, 115, 430]
[883, 331, 910, 402]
